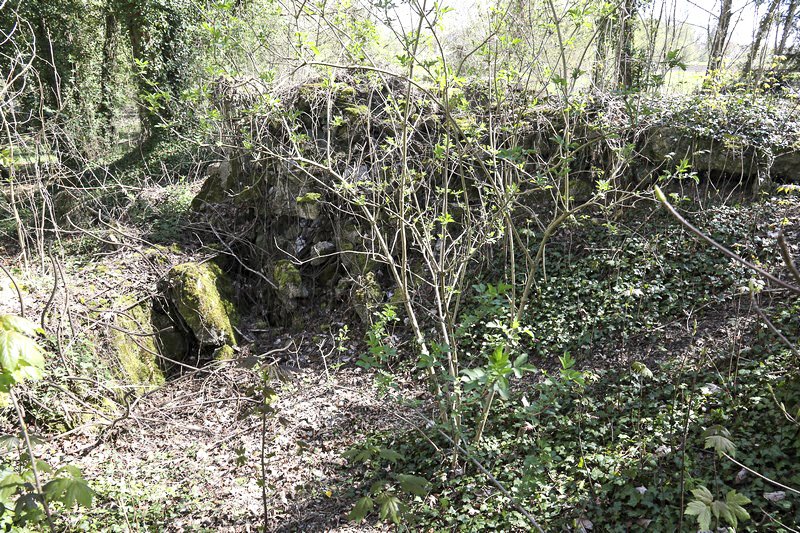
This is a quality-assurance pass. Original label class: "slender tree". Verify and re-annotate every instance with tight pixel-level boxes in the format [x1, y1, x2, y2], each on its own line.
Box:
[97, 0, 118, 144]
[708, 0, 733, 72]
[743, 0, 781, 75]
[617, 0, 636, 88]
[777, 0, 798, 55]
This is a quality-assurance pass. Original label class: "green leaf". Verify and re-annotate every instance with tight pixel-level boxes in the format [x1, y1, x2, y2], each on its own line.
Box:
[705, 435, 736, 457]
[691, 486, 714, 505]
[489, 345, 508, 367]
[67, 478, 94, 508]
[712, 500, 734, 525]
[493, 377, 510, 401]
[34, 459, 52, 474]
[0, 472, 23, 501]
[0, 315, 41, 337]
[14, 492, 44, 521]
[394, 474, 431, 497]
[378, 493, 402, 524]
[43, 477, 93, 508]
[12, 364, 43, 382]
[684, 500, 706, 517]
[349, 495, 374, 522]
[726, 489, 750, 507]
[631, 361, 653, 379]
[461, 368, 486, 382]
[377, 448, 403, 462]
[0, 329, 44, 374]
[685, 500, 711, 530]
[0, 329, 21, 371]
[56, 465, 83, 478]
[0, 434, 21, 451]
[726, 490, 750, 523]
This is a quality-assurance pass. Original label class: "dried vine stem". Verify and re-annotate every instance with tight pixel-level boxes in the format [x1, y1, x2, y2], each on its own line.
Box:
[654, 186, 800, 295]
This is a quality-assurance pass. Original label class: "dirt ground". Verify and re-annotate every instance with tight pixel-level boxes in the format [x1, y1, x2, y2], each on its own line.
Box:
[0, 238, 420, 532]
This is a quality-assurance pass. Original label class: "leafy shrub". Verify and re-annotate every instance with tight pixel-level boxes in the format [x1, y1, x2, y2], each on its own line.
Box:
[0, 315, 93, 528]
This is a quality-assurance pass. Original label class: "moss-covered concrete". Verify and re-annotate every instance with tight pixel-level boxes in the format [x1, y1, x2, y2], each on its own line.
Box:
[166, 262, 238, 348]
[213, 344, 235, 361]
[274, 260, 301, 291]
[110, 297, 165, 390]
[295, 191, 321, 219]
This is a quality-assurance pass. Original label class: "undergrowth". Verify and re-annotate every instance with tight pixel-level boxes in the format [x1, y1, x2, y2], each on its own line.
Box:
[348, 197, 800, 531]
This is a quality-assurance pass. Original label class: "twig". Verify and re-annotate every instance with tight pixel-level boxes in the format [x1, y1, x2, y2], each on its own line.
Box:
[0, 261, 24, 316]
[751, 295, 800, 358]
[777, 232, 800, 287]
[654, 186, 800, 295]
[722, 452, 800, 495]
[759, 506, 800, 533]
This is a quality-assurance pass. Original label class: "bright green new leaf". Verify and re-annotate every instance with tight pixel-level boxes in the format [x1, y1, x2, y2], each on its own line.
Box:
[691, 486, 713, 505]
[0, 329, 44, 374]
[0, 315, 41, 338]
[684, 500, 711, 530]
[631, 361, 653, 379]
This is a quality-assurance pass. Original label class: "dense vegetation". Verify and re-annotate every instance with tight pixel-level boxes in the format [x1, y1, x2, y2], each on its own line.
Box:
[1, 0, 800, 531]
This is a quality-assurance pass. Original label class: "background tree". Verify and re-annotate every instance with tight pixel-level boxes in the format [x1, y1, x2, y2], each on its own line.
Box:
[743, 0, 782, 76]
[708, 0, 733, 72]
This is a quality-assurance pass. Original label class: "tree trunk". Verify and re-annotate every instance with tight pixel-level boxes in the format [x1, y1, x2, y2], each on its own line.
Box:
[708, 0, 733, 72]
[743, 0, 781, 75]
[98, 5, 118, 145]
[616, 0, 636, 89]
[777, 0, 799, 56]
[122, 3, 152, 137]
[592, 15, 609, 91]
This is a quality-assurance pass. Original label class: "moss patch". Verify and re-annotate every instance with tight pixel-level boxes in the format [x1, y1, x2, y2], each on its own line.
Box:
[110, 297, 165, 390]
[166, 262, 238, 348]
[295, 191, 321, 219]
[213, 344, 235, 361]
[296, 192, 321, 204]
[274, 260, 302, 290]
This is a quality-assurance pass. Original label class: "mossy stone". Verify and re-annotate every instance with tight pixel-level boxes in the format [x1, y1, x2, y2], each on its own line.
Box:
[295, 191, 321, 219]
[166, 262, 238, 348]
[344, 105, 369, 119]
[274, 260, 306, 299]
[110, 297, 165, 390]
[213, 344, 235, 361]
[274, 260, 301, 286]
